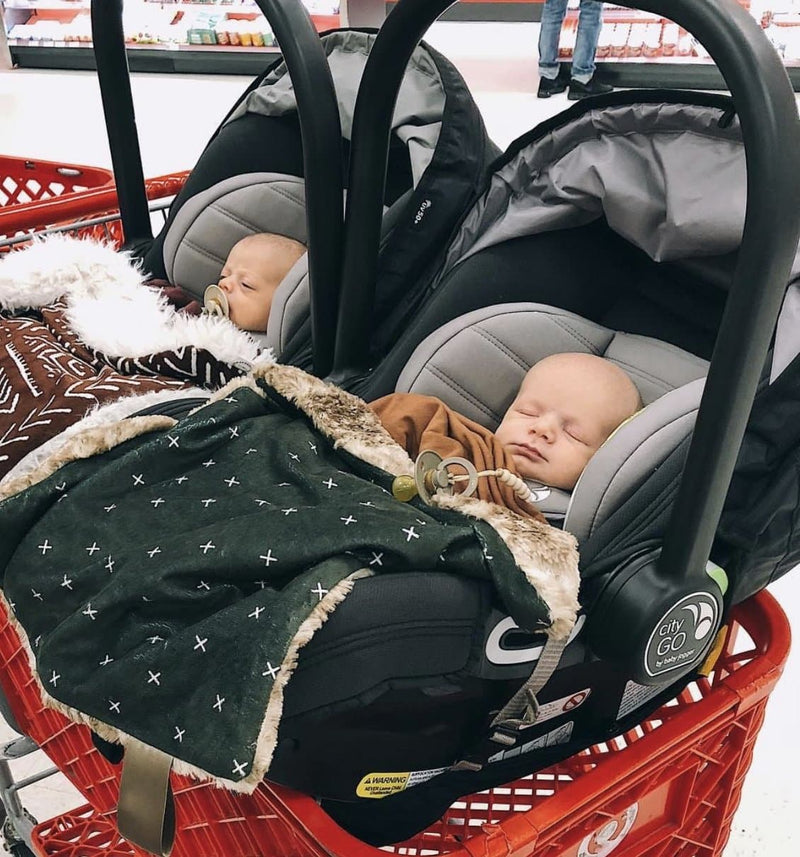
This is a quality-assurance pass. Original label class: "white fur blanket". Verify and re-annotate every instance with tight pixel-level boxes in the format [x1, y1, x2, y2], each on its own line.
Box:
[0, 235, 272, 483]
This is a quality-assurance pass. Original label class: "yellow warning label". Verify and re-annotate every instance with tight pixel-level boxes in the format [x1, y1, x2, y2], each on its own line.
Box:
[356, 767, 448, 799]
[356, 772, 410, 798]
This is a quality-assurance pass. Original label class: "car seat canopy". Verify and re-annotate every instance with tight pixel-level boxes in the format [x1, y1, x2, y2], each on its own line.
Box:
[226, 29, 446, 187]
[442, 101, 752, 274]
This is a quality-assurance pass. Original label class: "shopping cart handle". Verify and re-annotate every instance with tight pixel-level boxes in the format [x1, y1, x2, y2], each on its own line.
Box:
[90, 0, 152, 248]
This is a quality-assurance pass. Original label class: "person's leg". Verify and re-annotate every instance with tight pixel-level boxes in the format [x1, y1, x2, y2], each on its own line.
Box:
[537, 0, 570, 80]
[571, 0, 604, 82]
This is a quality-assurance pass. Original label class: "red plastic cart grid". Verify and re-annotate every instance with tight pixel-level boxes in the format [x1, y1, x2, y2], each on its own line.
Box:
[0, 589, 788, 857]
[0, 163, 189, 248]
[0, 156, 114, 237]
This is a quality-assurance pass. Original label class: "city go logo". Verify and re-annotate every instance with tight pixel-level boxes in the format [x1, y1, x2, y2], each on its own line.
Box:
[644, 592, 719, 678]
[577, 803, 638, 856]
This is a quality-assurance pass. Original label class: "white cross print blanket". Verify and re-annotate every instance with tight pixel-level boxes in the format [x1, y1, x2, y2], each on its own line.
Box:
[0, 359, 579, 793]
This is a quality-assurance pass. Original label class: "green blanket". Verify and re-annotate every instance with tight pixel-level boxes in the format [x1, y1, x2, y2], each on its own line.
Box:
[0, 364, 579, 792]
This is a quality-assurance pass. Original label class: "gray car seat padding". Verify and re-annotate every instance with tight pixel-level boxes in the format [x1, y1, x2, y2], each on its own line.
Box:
[226, 30, 445, 187]
[266, 253, 309, 355]
[569, 380, 704, 542]
[395, 303, 708, 544]
[163, 172, 308, 297]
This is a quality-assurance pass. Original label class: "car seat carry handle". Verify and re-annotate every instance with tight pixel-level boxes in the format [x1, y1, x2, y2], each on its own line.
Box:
[342, 0, 800, 557]
[251, 0, 345, 378]
[331, 0, 457, 379]
[90, 0, 152, 250]
[586, 0, 800, 684]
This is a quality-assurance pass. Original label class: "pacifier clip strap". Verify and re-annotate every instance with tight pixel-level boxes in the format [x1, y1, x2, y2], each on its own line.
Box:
[117, 739, 175, 856]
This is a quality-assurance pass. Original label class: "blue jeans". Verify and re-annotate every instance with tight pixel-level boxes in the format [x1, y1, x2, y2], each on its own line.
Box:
[538, 0, 604, 83]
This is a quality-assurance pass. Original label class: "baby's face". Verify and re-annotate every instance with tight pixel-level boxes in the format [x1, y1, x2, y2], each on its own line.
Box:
[494, 355, 639, 490]
[217, 236, 294, 333]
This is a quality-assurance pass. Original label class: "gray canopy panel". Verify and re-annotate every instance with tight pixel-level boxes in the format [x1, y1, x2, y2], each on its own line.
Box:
[226, 30, 444, 187]
[436, 99, 800, 383]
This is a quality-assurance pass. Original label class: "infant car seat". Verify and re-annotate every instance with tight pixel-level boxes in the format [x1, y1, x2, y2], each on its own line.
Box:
[139, 29, 498, 367]
[267, 303, 713, 843]
[261, 3, 800, 840]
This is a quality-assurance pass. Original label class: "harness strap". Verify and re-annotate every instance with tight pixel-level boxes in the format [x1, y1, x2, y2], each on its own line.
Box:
[117, 740, 175, 857]
[489, 633, 567, 740]
[450, 633, 568, 772]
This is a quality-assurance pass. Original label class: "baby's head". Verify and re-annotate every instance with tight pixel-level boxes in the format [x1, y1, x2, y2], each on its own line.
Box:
[217, 232, 306, 332]
[495, 352, 642, 490]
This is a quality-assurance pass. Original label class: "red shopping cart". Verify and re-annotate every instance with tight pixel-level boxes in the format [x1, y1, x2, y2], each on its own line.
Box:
[0, 152, 793, 857]
[0, 589, 787, 857]
[0, 156, 115, 244]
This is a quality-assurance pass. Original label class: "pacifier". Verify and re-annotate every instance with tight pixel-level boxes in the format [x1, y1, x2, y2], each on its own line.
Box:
[203, 284, 230, 318]
[391, 450, 534, 507]
[392, 451, 479, 504]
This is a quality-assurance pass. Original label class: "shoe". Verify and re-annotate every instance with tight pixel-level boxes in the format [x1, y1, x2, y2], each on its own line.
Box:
[567, 77, 614, 100]
[537, 75, 568, 98]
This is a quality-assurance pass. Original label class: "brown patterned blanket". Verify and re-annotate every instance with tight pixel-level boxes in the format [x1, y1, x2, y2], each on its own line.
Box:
[0, 236, 270, 483]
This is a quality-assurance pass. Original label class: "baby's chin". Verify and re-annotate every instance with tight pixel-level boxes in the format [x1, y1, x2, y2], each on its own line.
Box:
[511, 452, 548, 483]
[512, 454, 577, 491]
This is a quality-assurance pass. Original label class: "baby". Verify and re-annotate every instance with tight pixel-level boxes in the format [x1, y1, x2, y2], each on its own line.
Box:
[203, 232, 306, 332]
[371, 351, 642, 520]
[494, 352, 642, 490]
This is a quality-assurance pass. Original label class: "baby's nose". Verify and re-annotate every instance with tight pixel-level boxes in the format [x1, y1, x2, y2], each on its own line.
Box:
[530, 413, 557, 438]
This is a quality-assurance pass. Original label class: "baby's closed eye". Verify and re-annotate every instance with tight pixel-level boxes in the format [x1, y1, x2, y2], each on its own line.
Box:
[564, 425, 587, 443]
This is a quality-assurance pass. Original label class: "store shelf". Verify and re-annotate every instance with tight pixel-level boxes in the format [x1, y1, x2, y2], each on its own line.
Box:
[563, 2, 800, 91]
[1, 0, 340, 72]
[6, 42, 283, 73]
[4, 0, 800, 86]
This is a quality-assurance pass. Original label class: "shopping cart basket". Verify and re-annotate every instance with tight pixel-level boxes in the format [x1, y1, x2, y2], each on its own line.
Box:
[0, 169, 189, 251]
[0, 589, 789, 857]
[0, 156, 116, 243]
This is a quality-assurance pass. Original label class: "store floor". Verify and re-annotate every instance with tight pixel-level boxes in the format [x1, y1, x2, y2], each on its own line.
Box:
[0, 20, 798, 857]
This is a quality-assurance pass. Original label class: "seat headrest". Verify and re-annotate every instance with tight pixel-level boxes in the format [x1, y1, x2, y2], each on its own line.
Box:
[264, 252, 309, 354]
[395, 303, 708, 540]
[160, 173, 406, 358]
[162, 172, 307, 300]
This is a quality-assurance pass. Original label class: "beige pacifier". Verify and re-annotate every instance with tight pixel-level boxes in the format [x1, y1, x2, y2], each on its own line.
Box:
[392, 450, 534, 506]
[203, 284, 230, 318]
